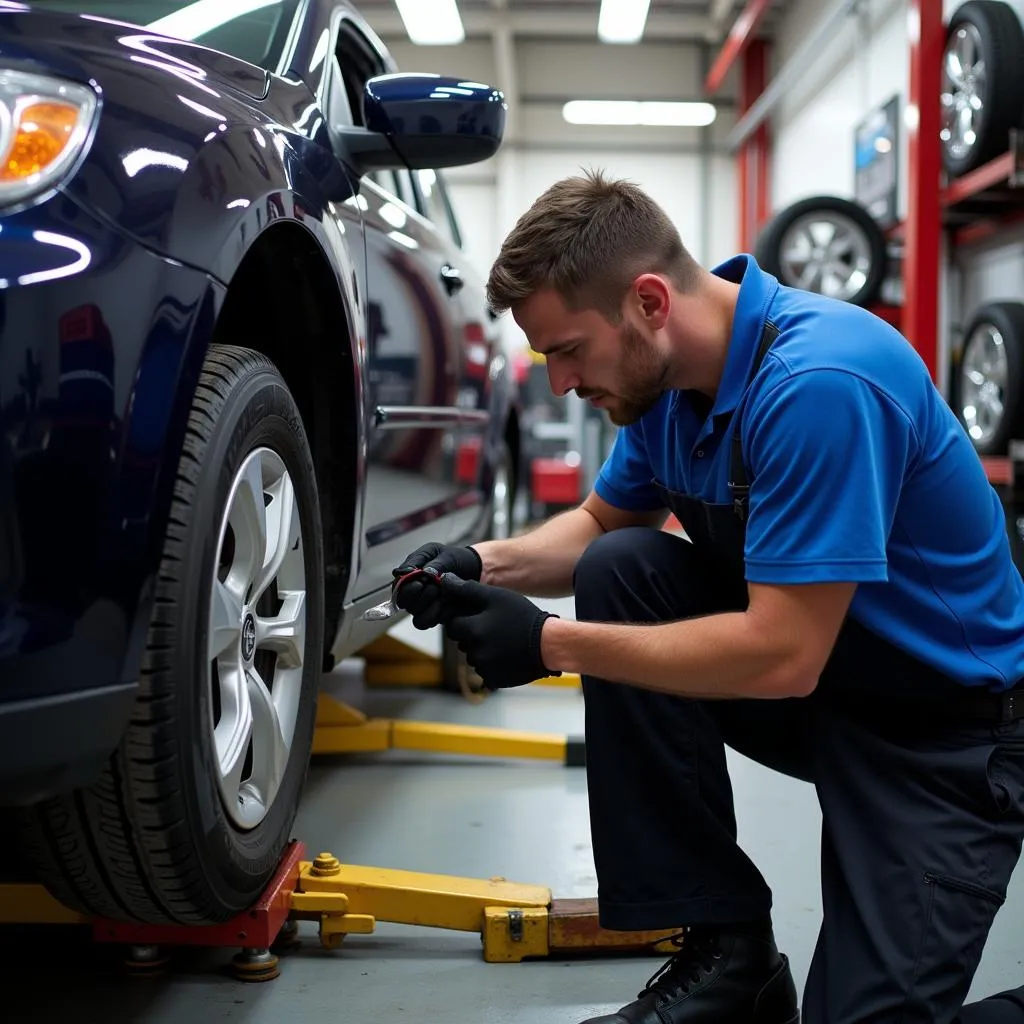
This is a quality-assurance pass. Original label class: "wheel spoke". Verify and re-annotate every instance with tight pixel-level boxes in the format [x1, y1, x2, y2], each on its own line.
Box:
[228, 455, 269, 600]
[247, 666, 289, 806]
[256, 590, 306, 669]
[214, 661, 253, 795]
[944, 48, 963, 87]
[251, 471, 299, 605]
[209, 578, 243, 661]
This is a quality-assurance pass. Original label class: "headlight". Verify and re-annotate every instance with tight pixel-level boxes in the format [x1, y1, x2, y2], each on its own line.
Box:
[0, 69, 98, 207]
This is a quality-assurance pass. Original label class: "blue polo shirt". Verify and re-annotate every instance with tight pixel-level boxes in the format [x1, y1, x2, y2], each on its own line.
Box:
[595, 254, 1024, 690]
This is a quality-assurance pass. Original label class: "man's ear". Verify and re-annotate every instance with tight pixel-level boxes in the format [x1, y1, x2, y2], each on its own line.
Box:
[632, 274, 672, 330]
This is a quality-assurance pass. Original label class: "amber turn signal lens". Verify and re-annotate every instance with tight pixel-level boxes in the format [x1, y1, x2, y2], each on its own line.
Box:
[0, 101, 81, 181]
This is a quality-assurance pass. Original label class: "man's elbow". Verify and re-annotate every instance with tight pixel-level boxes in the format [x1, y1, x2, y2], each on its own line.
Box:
[758, 652, 823, 699]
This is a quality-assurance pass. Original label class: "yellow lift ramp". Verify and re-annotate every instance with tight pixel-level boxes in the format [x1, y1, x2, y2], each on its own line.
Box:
[322, 632, 587, 767]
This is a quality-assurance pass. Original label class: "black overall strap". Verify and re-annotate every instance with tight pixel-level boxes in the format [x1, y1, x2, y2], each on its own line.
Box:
[728, 319, 780, 521]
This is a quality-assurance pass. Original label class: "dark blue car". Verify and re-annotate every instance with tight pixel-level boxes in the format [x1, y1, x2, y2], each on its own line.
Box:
[0, 0, 519, 925]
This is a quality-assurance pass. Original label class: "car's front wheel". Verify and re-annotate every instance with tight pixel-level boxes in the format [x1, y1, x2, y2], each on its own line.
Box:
[14, 344, 324, 924]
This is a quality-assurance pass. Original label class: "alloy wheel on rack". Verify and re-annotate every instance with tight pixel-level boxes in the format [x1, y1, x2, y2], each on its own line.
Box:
[950, 301, 1024, 456]
[940, 1, 1024, 178]
[754, 195, 887, 307]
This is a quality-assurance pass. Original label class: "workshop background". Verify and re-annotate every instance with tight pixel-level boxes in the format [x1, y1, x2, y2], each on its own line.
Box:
[2, 0, 1024, 1022]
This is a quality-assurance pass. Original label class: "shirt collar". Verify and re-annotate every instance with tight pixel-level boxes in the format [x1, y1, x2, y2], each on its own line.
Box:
[707, 253, 779, 418]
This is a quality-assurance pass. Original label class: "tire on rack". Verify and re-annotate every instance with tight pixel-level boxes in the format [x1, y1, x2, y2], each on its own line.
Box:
[949, 301, 1024, 456]
[12, 344, 324, 924]
[754, 194, 887, 307]
[941, 0, 1024, 179]
[440, 437, 515, 700]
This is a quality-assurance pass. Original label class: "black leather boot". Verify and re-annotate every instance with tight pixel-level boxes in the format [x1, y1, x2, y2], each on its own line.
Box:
[578, 926, 799, 1024]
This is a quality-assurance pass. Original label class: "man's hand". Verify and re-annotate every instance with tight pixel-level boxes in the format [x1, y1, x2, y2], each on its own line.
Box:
[392, 542, 482, 629]
[440, 576, 560, 688]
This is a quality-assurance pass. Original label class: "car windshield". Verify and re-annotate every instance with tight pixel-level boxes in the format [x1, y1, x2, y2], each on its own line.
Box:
[25, 1, 302, 70]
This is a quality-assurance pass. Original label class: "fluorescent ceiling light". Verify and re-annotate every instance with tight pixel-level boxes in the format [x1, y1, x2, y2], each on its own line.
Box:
[598, 0, 651, 43]
[563, 100, 717, 127]
[395, 0, 465, 45]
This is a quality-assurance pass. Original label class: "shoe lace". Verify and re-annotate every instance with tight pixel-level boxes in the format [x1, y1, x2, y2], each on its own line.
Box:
[637, 928, 724, 1003]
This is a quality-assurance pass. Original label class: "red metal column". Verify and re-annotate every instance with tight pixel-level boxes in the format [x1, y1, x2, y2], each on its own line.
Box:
[738, 39, 770, 251]
[903, 0, 944, 381]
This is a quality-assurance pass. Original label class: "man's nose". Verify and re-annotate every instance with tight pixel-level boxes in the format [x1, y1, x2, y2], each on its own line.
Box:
[547, 363, 580, 397]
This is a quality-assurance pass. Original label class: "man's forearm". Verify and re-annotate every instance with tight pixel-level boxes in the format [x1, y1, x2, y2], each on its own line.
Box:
[472, 507, 605, 597]
[539, 612, 814, 700]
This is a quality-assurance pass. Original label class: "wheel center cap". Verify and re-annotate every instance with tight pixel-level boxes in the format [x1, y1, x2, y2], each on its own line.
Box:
[242, 613, 257, 662]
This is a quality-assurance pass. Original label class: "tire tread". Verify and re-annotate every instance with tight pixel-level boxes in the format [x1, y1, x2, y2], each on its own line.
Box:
[13, 345, 294, 924]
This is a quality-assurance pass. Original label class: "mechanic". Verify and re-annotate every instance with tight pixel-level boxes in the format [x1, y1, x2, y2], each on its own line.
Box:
[391, 169, 1024, 1023]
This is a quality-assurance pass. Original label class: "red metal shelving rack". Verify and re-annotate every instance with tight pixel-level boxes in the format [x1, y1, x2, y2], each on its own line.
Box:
[704, 0, 1024, 497]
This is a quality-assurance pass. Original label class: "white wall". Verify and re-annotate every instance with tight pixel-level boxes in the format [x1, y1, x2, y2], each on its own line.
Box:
[383, 36, 739, 356]
[770, 0, 908, 215]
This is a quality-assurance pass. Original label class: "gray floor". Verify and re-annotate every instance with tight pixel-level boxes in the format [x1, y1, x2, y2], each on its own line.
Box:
[4, 599, 1024, 1021]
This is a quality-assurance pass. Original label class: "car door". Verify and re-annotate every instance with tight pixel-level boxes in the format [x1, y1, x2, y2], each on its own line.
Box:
[331, 19, 474, 597]
[407, 165, 495, 541]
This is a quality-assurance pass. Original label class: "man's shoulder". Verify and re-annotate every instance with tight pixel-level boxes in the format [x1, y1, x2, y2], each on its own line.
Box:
[762, 293, 929, 406]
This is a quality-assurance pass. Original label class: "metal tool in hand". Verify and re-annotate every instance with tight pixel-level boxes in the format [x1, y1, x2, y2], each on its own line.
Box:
[362, 567, 440, 621]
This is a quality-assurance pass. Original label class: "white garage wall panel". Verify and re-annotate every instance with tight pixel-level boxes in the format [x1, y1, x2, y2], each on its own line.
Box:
[770, 0, 908, 216]
[383, 36, 740, 354]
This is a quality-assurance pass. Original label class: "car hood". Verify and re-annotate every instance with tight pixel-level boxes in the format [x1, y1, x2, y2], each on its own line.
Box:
[0, 3, 268, 103]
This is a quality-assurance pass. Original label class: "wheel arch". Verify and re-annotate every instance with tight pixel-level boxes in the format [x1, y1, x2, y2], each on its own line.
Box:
[209, 220, 360, 659]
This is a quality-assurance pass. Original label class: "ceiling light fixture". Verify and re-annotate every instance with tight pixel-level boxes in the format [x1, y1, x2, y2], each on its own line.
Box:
[394, 0, 465, 45]
[562, 100, 717, 127]
[598, 0, 651, 43]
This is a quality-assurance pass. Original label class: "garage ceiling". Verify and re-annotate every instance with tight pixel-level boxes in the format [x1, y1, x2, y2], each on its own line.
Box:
[355, 0, 791, 45]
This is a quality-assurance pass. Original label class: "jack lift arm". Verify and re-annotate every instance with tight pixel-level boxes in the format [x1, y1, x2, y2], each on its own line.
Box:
[0, 635, 683, 980]
[0, 842, 680, 981]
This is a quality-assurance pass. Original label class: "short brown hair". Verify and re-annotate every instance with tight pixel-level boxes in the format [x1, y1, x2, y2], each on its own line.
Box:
[486, 168, 701, 322]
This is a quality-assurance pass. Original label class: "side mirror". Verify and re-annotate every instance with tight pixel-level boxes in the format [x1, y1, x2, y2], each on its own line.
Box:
[335, 72, 506, 178]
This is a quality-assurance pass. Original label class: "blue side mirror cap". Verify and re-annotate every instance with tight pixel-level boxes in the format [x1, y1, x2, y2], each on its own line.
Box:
[364, 73, 506, 169]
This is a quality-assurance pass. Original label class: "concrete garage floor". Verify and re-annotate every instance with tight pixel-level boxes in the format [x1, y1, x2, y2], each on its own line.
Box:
[2, 596, 1023, 1021]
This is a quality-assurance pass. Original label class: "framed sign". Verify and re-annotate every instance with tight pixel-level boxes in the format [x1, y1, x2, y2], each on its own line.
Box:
[854, 94, 900, 229]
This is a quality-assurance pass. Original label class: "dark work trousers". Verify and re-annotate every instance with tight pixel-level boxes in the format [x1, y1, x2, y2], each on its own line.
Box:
[574, 526, 1024, 1023]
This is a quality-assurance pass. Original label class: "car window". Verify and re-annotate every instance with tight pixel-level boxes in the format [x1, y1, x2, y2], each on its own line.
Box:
[335, 20, 386, 128]
[414, 169, 463, 249]
[367, 169, 416, 208]
[30, 0, 302, 72]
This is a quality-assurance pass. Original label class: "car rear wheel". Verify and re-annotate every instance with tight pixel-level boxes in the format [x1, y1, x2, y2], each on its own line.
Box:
[13, 344, 324, 924]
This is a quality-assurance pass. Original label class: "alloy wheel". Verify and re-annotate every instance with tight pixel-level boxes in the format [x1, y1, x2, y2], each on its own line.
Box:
[960, 322, 1009, 448]
[941, 22, 985, 165]
[208, 447, 307, 830]
[777, 211, 873, 302]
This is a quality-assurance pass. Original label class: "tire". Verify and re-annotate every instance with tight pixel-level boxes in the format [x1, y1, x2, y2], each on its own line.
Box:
[12, 344, 324, 924]
[440, 437, 515, 698]
[941, 1, 1024, 178]
[949, 302, 1024, 456]
[754, 195, 887, 307]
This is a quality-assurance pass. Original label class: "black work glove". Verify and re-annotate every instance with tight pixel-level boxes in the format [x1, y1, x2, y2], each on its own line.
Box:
[392, 542, 482, 629]
[439, 575, 560, 689]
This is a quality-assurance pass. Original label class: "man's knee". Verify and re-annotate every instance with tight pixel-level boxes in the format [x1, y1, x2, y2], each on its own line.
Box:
[573, 526, 687, 623]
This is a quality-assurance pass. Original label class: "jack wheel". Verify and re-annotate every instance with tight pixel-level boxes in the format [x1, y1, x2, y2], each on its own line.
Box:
[122, 944, 170, 977]
[231, 947, 280, 982]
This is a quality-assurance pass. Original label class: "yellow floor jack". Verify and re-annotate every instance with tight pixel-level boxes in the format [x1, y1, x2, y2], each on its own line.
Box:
[0, 633, 681, 981]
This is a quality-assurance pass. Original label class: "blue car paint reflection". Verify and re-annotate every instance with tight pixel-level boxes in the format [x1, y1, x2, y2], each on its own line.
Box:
[0, 0, 514, 798]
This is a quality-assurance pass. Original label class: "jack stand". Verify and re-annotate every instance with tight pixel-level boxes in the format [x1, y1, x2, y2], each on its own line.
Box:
[313, 693, 587, 766]
[0, 842, 681, 979]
